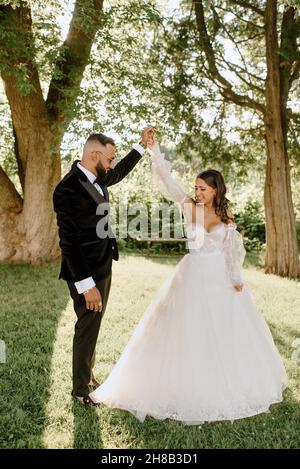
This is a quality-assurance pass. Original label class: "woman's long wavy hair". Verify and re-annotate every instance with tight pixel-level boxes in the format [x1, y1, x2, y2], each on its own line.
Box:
[196, 169, 233, 224]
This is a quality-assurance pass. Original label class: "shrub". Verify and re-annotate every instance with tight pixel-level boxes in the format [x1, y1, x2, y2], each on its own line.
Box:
[234, 200, 265, 253]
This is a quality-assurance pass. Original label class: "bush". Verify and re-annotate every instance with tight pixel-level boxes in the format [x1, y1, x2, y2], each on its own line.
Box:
[234, 200, 265, 253]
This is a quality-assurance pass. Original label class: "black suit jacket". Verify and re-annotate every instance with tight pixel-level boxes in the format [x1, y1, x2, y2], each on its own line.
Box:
[53, 149, 143, 283]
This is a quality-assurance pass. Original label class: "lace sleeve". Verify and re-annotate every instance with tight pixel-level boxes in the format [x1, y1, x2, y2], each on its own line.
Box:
[223, 223, 246, 285]
[149, 142, 188, 205]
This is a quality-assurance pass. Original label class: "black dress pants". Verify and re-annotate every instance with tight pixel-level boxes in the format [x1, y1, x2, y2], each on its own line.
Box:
[67, 273, 112, 397]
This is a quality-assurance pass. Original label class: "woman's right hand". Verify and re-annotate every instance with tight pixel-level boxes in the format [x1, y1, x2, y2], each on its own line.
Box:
[233, 283, 243, 292]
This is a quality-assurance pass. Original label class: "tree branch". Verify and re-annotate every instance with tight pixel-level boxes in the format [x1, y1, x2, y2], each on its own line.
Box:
[235, 32, 264, 44]
[220, 58, 265, 94]
[230, 0, 264, 17]
[46, 0, 104, 130]
[222, 59, 265, 83]
[0, 4, 46, 114]
[212, 5, 264, 94]
[0, 4, 49, 177]
[217, 5, 264, 29]
[232, 124, 264, 133]
[193, 0, 265, 114]
[289, 61, 300, 89]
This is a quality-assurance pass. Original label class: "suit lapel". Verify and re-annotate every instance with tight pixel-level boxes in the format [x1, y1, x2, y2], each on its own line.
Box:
[71, 160, 108, 205]
[78, 178, 107, 205]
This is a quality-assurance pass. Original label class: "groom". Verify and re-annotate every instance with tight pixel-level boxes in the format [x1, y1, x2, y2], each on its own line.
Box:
[53, 127, 154, 405]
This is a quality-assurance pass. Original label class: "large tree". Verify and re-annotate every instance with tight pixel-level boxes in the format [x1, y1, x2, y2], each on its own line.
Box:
[158, 0, 300, 277]
[195, 0, 300, 278]
[0, 0, 160, 263]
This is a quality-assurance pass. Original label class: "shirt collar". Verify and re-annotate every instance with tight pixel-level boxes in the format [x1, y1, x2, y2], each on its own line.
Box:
[77, 162, 97, 185]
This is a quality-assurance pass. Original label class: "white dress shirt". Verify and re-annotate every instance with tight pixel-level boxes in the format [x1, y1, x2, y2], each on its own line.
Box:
[75, 143, 145, 294]
[77, 162, 104, 197]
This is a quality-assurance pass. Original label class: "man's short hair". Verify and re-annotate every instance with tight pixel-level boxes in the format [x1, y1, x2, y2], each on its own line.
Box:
[86, 133, 115, 147]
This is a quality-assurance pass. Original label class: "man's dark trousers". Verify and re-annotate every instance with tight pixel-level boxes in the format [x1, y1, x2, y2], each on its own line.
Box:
[67, 273, 112, 397]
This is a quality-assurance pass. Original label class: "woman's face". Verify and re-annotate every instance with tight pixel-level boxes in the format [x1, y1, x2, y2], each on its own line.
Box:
[195, 177, 216, 205]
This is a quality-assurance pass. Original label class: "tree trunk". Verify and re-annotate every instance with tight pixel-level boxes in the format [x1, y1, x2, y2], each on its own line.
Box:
[264, 120, 300, 277]
[0, 166, 23, 261]
[0, 126, 61, 263]
[0, 6, 62, 263]
[19, 127, 61, 262]
[264, 0, 300, 278]
[0, 50, 62, 262]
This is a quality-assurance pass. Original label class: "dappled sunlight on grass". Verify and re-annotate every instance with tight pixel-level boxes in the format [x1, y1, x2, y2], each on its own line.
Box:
[42, 298, 74, 449]
[41, 298, 104, 449]
[0, 256, 299, 448]
[0, 262, 70, 449]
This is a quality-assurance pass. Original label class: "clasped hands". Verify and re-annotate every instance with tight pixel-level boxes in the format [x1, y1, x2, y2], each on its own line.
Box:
[140, 125, 156, 150]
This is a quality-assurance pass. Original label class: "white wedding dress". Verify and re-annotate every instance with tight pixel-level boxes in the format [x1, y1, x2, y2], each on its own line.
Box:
[90, 144, 288, 424]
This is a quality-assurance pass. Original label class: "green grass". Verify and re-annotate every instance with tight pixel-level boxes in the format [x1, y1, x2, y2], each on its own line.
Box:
[0, 255, 299, 449]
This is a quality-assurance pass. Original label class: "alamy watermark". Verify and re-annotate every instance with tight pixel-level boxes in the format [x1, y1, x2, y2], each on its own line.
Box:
[95, 200, 204, 248]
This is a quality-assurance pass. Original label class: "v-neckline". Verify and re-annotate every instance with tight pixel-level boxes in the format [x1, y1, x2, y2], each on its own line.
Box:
[203, 222, 224, 234]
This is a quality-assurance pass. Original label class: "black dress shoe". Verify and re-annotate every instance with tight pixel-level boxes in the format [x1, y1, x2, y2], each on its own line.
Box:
[73, 394, 98, 406]
[71, 390, 98, 406]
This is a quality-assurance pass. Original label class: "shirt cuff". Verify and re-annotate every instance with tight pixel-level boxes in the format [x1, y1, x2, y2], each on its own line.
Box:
[132, 142, 146, 156]
[74, 277, 96, 294]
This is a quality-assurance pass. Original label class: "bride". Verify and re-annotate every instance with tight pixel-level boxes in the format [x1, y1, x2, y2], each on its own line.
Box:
[90, 138, 288, 424]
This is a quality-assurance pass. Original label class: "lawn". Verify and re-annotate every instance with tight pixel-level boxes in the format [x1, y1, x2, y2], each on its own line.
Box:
[0, 254, 299, 449]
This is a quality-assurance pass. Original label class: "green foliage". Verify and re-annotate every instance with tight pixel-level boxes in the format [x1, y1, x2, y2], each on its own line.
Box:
[0, 0, 299, 217]
[284, 0, 300, 9]
[234, 200, 265, 253]
[109, 150, 188, 254]
[147, 0, 300, 173]
[0, 86, 18, 178]
[107, 148, 268, 255]
[61, 0, 164, 146]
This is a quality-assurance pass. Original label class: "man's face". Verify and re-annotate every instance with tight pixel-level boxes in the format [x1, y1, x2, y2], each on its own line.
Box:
[99, 144, 116, 171]
[93, 143, 116, 179]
